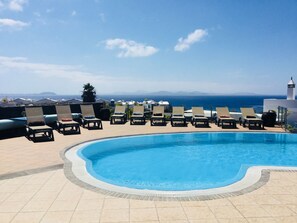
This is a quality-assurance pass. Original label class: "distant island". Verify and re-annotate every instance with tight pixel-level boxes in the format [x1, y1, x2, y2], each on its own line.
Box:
[106, 91, 259, 96]
[38, 92, 57, 96]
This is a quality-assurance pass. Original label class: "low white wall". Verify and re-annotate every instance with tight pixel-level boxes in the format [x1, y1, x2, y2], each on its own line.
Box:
[263, 99, 297, 112]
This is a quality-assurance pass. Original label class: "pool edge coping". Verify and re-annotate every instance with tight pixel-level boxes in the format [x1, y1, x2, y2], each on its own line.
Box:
[60, 131, 297, 201]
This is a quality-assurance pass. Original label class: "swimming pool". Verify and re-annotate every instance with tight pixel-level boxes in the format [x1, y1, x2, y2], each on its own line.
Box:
[73, 132, 297, 192]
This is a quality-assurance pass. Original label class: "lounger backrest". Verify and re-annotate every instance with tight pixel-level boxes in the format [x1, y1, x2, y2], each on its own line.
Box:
[192, 107, 205, 117]
[133, 105, 144, 115]
[172, 107, 184, 115]
[240, 107, 256, 118]
[216, 107, 231, 117]
[153, 106, 164, 115]
[80, 105, 95, 118]
[56, 105, 72, 121]
[25, 107, 45, 125]
[114, 105, 126, 114]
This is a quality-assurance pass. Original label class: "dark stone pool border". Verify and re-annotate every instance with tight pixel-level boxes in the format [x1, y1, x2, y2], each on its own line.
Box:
[60, 132, 297, 201]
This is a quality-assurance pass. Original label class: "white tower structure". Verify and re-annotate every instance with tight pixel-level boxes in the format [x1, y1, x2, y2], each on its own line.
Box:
[287, 77, 295, 100]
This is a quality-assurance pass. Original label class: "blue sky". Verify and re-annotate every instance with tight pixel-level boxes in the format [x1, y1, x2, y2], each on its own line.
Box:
[0, 0, 296, 95]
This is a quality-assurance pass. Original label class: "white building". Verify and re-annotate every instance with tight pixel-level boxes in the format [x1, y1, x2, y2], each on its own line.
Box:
[264, 77, 297, 112]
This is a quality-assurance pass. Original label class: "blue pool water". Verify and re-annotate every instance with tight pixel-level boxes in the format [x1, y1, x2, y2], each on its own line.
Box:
[78, 133, 297, 191]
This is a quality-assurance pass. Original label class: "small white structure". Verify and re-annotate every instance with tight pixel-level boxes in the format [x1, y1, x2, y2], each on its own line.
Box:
[143, 100, 156, 111]
[158, 100, 170, 110]
[264, 77, 297, 112]
[287, 77, 295, 100]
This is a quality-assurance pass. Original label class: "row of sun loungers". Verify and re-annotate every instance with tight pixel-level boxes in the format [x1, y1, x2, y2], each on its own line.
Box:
[24, 105, 264, 142]
[25, 105, 102, 142]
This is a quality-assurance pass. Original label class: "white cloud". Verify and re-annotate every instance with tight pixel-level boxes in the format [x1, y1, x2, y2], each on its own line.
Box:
[105, 38, 158, 58]
[0, 18, 29, 28]
[71, 10, 76, 16]
[174, 29, 208, 52]
[8, 0, 27, 12]
[0, 56, 114, 84]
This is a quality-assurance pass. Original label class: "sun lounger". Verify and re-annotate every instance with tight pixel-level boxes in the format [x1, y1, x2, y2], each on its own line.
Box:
[56, 105, 80, 134]
[130, 105, 145, 125]
[240, 107, 264, 129]
[150, 106, 166, 126]
[191, 107, 209, 127]
[80, 104, 103, 129]
[25, 107, 54, 141]
[171, 106, 186, 127]
[216, 107, 236, 128]
[110, 105, 127, 124]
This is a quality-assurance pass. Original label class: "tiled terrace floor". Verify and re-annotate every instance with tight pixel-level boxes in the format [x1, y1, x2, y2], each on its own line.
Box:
[1, 121, 297, 223]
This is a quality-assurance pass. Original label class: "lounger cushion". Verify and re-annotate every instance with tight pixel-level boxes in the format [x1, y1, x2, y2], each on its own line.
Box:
[154, 113, 163, 116]
[133, 112, 143, 116]
[29, 121, 45, 126]
[62, 118, 72, 122]
[246, 115, 257, 119]
[84, 116, 95, 119]
[220, 115, 230, 118]
[194, 115, 205, 117]
[114, 112, 125, 115]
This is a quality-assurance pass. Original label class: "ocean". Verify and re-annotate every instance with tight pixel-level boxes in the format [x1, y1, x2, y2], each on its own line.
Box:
[1, 94, 288, 113]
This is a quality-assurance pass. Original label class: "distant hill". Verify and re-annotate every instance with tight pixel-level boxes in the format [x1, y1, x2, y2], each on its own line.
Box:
[38, 92, 57, 96]
[148, 91, 208, 96]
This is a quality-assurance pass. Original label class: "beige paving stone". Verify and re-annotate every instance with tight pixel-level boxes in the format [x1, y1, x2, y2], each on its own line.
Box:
[0, 184, 21, 193]
[0, 192, 11, 203]
[272, 194, 297, 204]
[129, 199, 155, 209]
[155, 201, 182, 208]
[246, 218, 278, 223]
[76, 198, 104, 211]
[31, 190, 59, 201]
[228, 195, 257, 206]
[275, 216, 297, 223]
[249, 195, 281, 205]
[235, 205, 270, 218]
[180, 200, 206, 207]
[157, 207, 187, 221]
[40, 211, 73, 223]
[209, 206, 243, 219]
[10, 211, 45, 223]
[0, 200, 27, 212]
[70, 210, 101, 223]
[183, 206, 216, 220]
[100, 209, 129, 222]
[261, 204, 295, 217]
[206, 198, 233, 206]
[286, 204, 297, 214]
[40, 182, 66, 192]
[0, 212, 17, 223]
[131, 221, 159, 223]
[15, 184, 42, 193]
[217, 218, 248, 223]
[48, 199, 79, 211]
[159, 221, 188, 223]
[56, 189, 83, 201]
[264, 186, 291, 195]
[190, 219, 219, 223]
[5, 192, 35, 202]
[130, 208, 158, 222]
[80, 190, 106, 200]
[21, 199, 54, 212]
[103, 198, 130, 209]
